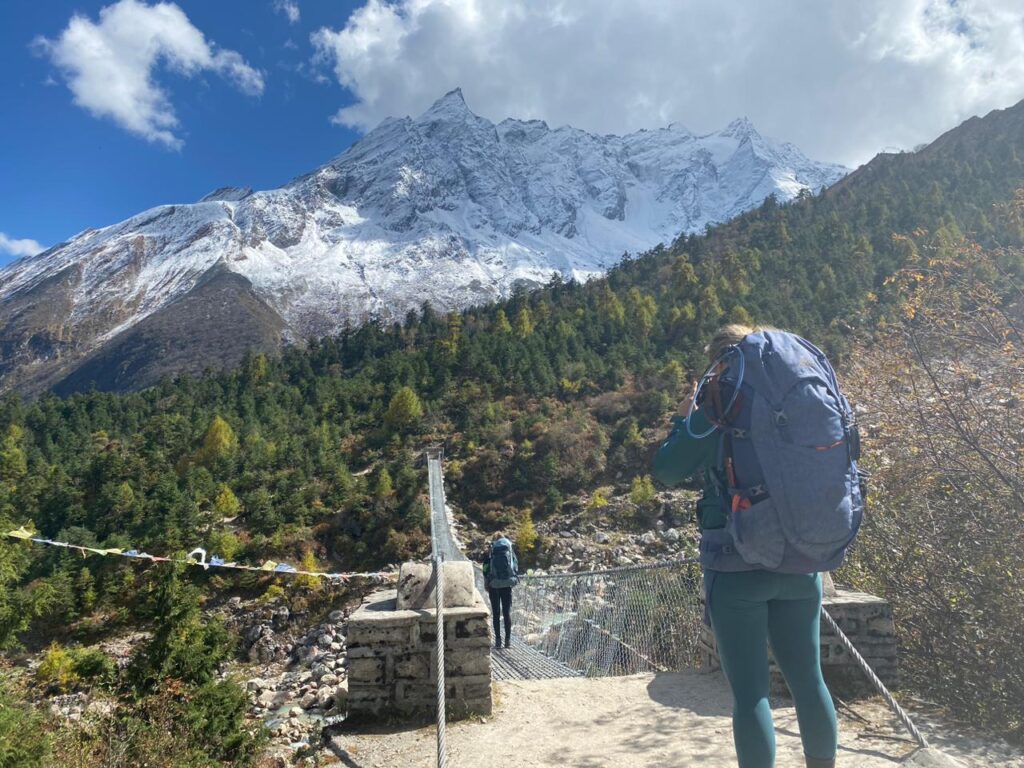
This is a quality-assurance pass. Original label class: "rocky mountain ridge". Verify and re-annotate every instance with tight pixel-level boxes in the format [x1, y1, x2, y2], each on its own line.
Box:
[0, 89, 846, 394]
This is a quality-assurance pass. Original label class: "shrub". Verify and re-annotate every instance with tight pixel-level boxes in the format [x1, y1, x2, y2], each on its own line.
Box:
[516, 511, 538, 564]
[841, 232, 1024, 741]
[0, 686, 49, 767]
[587, 487, 611, 510]
[530, 410, 609, 494]
[51, 682, 264, 768]
[258, 584, 286, 604]
[71, 647, 117, 687]
[37, 642, 79, 693]
[630, 475, 657, 507]
[38, 643, 118, 693]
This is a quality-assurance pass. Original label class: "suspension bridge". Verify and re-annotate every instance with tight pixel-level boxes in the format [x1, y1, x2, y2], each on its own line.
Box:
[429, 452, 730, 680]
[428, 452, 584, 681]
[422, 451, 961, 768]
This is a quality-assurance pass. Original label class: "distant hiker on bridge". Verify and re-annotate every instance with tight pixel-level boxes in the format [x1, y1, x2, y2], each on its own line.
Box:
[653, 324, 864, 768]
[482, 536, 519, 649]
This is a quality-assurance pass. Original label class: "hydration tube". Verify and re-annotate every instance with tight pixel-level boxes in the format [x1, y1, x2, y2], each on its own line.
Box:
[685, 345, 745, 439]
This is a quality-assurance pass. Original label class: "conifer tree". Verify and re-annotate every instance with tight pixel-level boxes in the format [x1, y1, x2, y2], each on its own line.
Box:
[494, 309, 512, 333]
[514, 307, 534, 338]
[129, 564, 233, 690]
[0, 425, 27, 488]
[196, 416, 238, 467]
[516, 510, 538, 565]
[75, 567, 96, 615]
[630, 475, 657, 507]
[296, 549, 320, 589]
[375, 467, 394, 499]
[384, 387, 423, 433]
[214, 485, 242, 519]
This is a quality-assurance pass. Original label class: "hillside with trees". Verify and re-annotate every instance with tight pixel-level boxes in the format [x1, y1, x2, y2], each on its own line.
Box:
[0, 100, 1023, 762]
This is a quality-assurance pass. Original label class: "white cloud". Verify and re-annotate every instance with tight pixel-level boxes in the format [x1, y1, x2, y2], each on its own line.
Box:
[0, 233, 46, 259]
[274, 1, 300, 25]
[311, 0, 1024, 166]
[37, 0, 265, 149]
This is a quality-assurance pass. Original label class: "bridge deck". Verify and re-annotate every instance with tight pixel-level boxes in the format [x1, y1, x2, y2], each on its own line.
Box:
[490, 638, 584, 681]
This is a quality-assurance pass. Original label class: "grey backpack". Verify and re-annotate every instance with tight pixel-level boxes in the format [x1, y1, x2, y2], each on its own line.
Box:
[688, 330, 864, 570]
[488, 538, 519, 588]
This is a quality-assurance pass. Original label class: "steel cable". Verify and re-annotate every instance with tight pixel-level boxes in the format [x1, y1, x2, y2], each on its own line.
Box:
[434, 554, 448, 768]
[819, 607, 929, 749]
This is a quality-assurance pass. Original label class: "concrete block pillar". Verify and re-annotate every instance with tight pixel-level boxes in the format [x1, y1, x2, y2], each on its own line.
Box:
[346, 560, 492, 721]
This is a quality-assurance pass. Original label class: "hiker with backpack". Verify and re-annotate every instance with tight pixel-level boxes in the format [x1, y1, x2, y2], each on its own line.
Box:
[482, 535, 519, 649]
[653, 324, 864, 768]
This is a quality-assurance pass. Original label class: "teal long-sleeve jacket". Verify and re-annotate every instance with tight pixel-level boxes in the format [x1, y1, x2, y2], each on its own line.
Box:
[652, 407, 840, 574]
[651, 408, 729, 532]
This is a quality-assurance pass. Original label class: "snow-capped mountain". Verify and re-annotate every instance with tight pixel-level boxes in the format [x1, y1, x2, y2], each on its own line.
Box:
[0, 88, 846, 394]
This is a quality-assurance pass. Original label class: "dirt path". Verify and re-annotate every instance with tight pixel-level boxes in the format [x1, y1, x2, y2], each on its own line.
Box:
[327, 672, 1024, 767]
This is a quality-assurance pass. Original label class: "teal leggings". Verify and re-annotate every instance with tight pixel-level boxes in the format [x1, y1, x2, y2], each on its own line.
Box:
[707, 570, 838, 767]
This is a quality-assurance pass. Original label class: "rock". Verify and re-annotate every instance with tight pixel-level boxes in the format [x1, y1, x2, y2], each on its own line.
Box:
[640, 531, 657, 545]
[558, 530, 574, 539]
[256, 690, 279, 708]
[289, 706, 303, 718]
[299, 692, 317, 710]
[901, 748, 967, 767]
[311, 663, 331, 681]
[317, 686, 335, 709]
[246, 678, 266, 693]
[663, 528, 681, 543]
[594, 532, 610, 544]
[272, 607, 290, 630]
[85, 700, 114, 718]
[328, 609, 345, 624]
[396, 561, 477, 609]
[249, 636, 281, 664]
[332, 682, 349, 712]
[245, 625, 268, 645]
[316, 633, 333, 649]
[616, 556, 634, 567]
[227, 596, 242, 610]
[319, 673, 339, 687]
[50, 693, 89, 718]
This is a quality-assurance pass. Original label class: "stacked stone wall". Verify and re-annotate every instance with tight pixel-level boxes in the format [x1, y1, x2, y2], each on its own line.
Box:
[347, 588, 492, 719]
[699, 588, 898, 698]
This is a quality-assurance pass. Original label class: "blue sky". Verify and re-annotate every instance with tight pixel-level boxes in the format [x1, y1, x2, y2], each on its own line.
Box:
[0, 1, 365, 263]
[2, 0, 1023, 266]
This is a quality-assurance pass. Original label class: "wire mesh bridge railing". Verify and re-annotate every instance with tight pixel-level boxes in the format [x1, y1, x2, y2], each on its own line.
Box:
[512, 559, 706, 677]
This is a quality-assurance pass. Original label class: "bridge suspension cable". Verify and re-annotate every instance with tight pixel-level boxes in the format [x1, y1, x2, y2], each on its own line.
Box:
[819, 608, 929, 749]
[427, 448, 451, 768]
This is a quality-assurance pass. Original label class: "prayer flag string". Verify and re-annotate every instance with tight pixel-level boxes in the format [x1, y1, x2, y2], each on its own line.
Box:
[3, 527, 396, 583]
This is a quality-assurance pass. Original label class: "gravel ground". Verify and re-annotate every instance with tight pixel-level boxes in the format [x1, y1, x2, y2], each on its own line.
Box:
[326, 671, 1024, 768]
